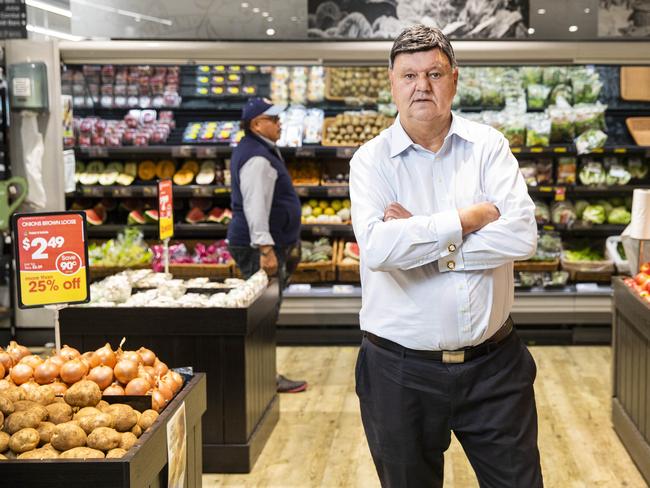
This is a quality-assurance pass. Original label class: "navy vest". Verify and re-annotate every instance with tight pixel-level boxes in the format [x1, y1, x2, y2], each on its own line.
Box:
[228, 133, 302, 247]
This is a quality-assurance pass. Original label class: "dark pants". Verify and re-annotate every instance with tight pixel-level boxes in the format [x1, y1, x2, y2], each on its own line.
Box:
[356, 330, 543, 488]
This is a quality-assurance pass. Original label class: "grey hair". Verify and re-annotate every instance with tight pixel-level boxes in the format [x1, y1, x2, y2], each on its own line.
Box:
[389, 25, 457, 70]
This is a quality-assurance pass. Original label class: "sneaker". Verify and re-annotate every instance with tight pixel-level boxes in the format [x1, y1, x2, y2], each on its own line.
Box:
[276, 374, 308, 393]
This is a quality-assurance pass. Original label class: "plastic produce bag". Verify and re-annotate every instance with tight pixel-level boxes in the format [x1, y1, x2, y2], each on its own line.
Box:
[574, 103, 607, 135]
[548, 105, 575, 143]
[526, 84, 550, 109]
[575, 129, 607, 155]
[525, 113, 551, 147]
[578, 158, 606, 186]
[21, 111, 46, 209]
[557, 157, 577, 184]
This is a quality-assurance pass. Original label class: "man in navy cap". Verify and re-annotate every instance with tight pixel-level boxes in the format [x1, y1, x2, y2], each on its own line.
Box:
[228, 97, 307, 393]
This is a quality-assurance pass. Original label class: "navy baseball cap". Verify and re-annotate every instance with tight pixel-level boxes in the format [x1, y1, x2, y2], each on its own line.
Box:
[241, 97, 286, 121]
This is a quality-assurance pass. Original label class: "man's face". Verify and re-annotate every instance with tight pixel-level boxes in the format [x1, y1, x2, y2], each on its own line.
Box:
[251, 114, 281, 142]
[389, 48, 458, 124]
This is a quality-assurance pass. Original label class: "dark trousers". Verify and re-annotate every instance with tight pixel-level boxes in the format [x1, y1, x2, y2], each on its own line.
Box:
[228, 242, 301, 298]
[356, 330, 543, 488]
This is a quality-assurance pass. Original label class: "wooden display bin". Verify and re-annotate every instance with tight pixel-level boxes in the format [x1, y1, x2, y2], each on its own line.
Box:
[2, 373, 207, 488]
[336, 239, 360, 283]
[58, 281, 280, 474]
[612, 277, 650, 485]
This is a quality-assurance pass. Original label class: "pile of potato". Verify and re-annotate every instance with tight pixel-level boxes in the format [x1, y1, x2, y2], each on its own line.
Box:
[323, 112, 394, 146]
[326, 67, 391, 102]
[0, 379, 159, 460]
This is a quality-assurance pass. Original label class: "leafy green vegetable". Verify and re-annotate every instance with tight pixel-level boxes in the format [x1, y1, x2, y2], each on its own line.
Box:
[574, 200, 590, 219]
[607, 207, 631, 225]
[564, 247, 605, 261]
[582, 205, 606, 224]
[88, 227, 153, 267]
[527, 84, 551, 109]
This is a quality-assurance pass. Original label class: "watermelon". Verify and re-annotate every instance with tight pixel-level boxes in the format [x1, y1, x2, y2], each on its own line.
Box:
[144, 210, 159, 223]
[84, 208, 103, 226]
[93, 203, 107, 224]
[344, 242, 360, 260]
[207, 207, 224, 223]
[219, 208, 232, 225]
[185, 207, 205, 224]
[127, 210, 146, 225]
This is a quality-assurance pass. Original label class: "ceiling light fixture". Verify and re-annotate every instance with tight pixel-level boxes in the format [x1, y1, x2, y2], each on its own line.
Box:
[266, 28, 275, 36]
[537, 8, 546, 14]
[584, 8, 591, 14]
[527, 27, 535, 35]
[262, 11, 269, 17]
[568, 25, 578, 32]
[26, 24, 84, 41]
[267, 17, 273, 22]
[241, 2, 249, 7]
[25, 0, 72, 18]
[252, 7, 260, 13]
[290, 16, 298, 21]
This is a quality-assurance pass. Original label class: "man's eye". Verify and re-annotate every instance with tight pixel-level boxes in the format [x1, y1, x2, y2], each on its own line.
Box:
[429, 72, 441, 79]
[404, 73, 416, 80]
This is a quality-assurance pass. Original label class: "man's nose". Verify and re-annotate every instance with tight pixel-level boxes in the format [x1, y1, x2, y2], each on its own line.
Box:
[415, 73, 430, 91]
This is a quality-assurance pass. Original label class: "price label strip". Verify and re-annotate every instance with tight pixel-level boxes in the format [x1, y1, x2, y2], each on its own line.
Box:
[13, 211, 90, 308]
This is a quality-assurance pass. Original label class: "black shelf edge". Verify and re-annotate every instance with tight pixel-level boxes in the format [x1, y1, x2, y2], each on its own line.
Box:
[67, 184, 231, 198]
[73, 144, 650, 159]
[537, 223, 626, 235]
[87, 223, 228, 239]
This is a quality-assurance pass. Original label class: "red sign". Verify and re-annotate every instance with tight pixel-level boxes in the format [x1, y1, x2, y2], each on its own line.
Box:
[158, 179, 174, 240]
[13, 211, 90, 308]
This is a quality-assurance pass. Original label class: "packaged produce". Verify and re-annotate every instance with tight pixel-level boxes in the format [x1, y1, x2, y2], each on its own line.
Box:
[301, 238, 334, 263]
[573, 103, 607, 135]
[481, 82, 505, 108]
[578, 159, 606, 186]
[88, 227, 153, 267]
[526, 84, 551, 109]
[534, 231, 562, 260]
[323, 111, 393, 147]
[517, 272, 544, 287]
[536, 158, 554, 185]
[549, 84, 573, 105]
[627, 157, 648, 180]
[542, 66, 568, 86]
[570, 68, 602, 104]
[307, 66, 325, 103]
[501, 113, 526, 147]
[277, 106, 307, 148]
[458, 83, 482, 107]
[520, 66, 542, 86]
[545, 271, 569, 287]
[551, 201, 577, 226]
[575, 129, 607, 155]
[534, 200, 551, 224]
[525, 113, 551, 147]
[559, 159, 579, 185]
[289, 66, 308, 105]
[548, 105, 575, 143]
[519, 161, 538, 186]
[303, 109, 324, 144]
[604, 157, 632, 186]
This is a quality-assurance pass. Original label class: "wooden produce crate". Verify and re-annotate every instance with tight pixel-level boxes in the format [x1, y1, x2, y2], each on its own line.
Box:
[292, 240, 338, 283]
[621, 67, 650, 101]
[2, 373, 207, 488]
[560, 256, 615, 283]
[514, 258, 559, 272]
[626, 117, 650, 146]
[321, 117, 359, 147]
[336, 239, 360, 283]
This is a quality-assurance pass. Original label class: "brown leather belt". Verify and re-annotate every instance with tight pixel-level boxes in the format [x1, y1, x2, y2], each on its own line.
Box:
[364, 316, 514, 364]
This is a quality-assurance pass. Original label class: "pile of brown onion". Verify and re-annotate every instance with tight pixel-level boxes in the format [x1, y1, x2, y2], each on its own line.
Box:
[0, 341, 184, 412]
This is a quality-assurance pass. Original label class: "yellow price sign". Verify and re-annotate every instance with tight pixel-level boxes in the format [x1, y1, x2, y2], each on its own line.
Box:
[13, 212, 90, 308]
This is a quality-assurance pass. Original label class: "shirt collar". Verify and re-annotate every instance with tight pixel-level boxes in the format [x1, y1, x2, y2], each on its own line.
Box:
[389, 112, 475, 158]
[257, 134, 277, 148]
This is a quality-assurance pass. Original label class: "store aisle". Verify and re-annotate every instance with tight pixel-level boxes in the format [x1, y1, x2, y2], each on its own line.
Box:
[203, 345, 646, 488]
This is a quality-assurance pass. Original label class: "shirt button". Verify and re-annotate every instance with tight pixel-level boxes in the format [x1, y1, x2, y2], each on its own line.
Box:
[447, 261, 456, 270]
[448, 244, 456, 253]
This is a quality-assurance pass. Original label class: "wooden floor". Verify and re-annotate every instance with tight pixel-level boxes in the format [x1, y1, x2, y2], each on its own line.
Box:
[203, 346, 647, 488]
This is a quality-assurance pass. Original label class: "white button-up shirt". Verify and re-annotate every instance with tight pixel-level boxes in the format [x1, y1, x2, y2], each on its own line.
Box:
[350, 114, 537, 350]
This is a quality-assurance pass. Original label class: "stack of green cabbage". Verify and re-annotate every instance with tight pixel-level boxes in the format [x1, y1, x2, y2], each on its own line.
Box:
[89, 227, 153, 267]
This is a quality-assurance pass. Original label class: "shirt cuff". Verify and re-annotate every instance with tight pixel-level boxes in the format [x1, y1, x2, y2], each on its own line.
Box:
[250, 231, 275, 247]
[433, 210, 464, 273]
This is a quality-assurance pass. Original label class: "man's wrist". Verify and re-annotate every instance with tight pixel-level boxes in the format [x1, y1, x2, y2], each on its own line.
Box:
[259, 245, 274, 257]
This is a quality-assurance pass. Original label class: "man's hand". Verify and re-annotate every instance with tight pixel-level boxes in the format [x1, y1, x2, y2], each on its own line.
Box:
[384, 202, 412, 221]
[259, 246, 278, 276]
[459, 202, 500, 236]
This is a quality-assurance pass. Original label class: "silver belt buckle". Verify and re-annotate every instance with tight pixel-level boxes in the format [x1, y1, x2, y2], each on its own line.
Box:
[442, 350, 465, 363]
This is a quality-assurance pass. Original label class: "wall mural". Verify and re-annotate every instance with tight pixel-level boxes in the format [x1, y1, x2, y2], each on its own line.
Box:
[308, 0, 530, 39]
[599, 0, 650, 37]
